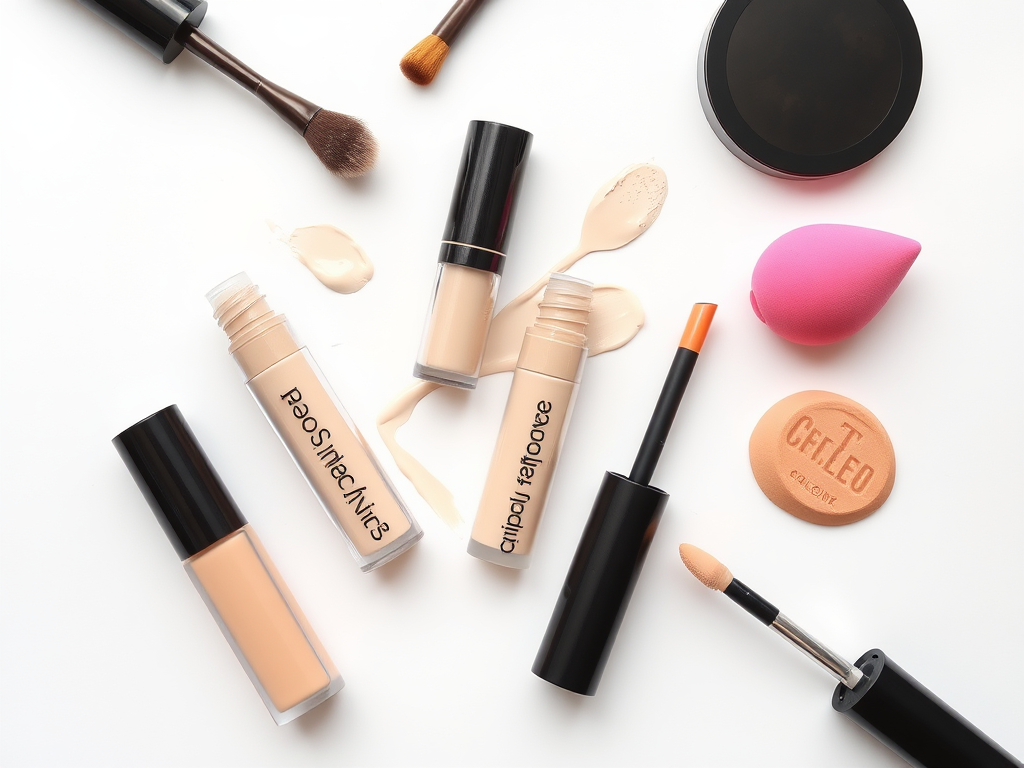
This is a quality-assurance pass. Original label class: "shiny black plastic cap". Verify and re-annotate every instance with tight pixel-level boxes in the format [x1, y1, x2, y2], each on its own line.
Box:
[834, 650, 1020, 768]
[113, 405, 247, 560]
[438, 120, 533, 274]
[79, 0, 209, 63]
[533, 472, 669, 696]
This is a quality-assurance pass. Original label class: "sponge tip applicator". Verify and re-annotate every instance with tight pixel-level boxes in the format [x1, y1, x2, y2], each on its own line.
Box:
[679, 544, 733, 591]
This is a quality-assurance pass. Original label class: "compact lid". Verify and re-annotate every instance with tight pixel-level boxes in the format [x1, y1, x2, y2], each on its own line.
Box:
[113, 405, 247, 560]
[438, 120, 533, 274]
[532, 471, 669, 696]
[80, 0, 208, 63]
[699, 0, 922, 178]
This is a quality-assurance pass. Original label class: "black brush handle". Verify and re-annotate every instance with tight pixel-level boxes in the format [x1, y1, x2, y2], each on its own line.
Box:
[78, 0, 208, 63]
[628, 346, 698, 486]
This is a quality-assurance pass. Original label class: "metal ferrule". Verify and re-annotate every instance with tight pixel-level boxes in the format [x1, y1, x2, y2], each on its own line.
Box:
[771, 613, 864, 689]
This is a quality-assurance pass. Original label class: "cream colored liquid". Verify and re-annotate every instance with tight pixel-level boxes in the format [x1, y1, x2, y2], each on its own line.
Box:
[418, 263, 498, 379]
[377, 164, 665, 531]
[286, 225, 374, 294]
[470, 370, 577, 565]
[186, 525, 340, 715]
[248, 349, 413, 557]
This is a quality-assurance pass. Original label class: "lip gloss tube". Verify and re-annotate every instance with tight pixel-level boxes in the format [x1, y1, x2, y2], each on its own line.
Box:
[113, 405, 343, 725]
[208, 273, 422, 572]
[468, 274, 594, 568]
[414, 120, 533, 389]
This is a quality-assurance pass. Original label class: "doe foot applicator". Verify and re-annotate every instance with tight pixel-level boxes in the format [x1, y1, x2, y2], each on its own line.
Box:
[533, 303, 717, 696]
[678, 544, 1021, 768]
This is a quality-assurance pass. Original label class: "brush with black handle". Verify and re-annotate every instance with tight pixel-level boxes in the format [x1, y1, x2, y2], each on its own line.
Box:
[79, 0, 378, 178]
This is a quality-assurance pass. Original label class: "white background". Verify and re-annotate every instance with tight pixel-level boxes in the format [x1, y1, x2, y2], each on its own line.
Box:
[2, 1, 1022, 766]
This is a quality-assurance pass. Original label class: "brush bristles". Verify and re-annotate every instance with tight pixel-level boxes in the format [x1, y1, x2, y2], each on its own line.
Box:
[400, 34, 450, 85]
[679, 544, 733, 592]
[303, 110, 379, 179]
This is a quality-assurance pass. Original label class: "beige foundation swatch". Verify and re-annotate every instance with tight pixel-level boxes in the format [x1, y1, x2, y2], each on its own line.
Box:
[377, 164, 667, 531]
[272, 223, 374, 294]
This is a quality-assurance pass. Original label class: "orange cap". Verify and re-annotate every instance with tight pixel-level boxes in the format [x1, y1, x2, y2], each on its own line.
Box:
[679, 303, 717, 353]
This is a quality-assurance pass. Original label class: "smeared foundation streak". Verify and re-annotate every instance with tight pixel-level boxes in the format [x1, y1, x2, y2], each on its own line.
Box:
[272, 223, 374, 294]
[377, 164, 666, 531]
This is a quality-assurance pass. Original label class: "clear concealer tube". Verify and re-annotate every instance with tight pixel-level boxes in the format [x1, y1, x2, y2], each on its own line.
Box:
[414, 120, 533, 389]
[468, 274, 594, 568]
[208, 273, 422, 572]
[113, 405, 343, 725]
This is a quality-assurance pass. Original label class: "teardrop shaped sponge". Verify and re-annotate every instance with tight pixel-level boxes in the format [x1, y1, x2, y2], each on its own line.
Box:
[750, 224, 920, 346]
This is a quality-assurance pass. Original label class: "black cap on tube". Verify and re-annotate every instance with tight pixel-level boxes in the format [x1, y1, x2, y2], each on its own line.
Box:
[833, 650, 1021, 768]
[532, 472, 669, 696]
[113, 405, 247, 560]
[438, 120, 533, 274]
[79, 0, 209, 63]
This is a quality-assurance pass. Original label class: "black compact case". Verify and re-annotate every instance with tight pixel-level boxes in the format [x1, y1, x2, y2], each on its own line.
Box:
[698, 0, 923, 178]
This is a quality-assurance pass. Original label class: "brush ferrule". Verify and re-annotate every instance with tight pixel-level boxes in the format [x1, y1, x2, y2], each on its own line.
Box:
[184, 26, 319, 134]
[771, 613, 864, 689]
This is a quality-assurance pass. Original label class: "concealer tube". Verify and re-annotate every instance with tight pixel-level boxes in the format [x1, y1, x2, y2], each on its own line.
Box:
[414, 120, 533, 389]
[113, 405, 343, 725]
[208, 273, 422, 572]
[469, 275, 594, 568]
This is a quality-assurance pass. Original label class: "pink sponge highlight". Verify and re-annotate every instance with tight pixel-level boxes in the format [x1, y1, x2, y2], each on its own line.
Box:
[750, 224, 920, 346]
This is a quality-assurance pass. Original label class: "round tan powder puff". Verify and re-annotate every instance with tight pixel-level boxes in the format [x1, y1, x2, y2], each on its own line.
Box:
[749, 391, 895, 525]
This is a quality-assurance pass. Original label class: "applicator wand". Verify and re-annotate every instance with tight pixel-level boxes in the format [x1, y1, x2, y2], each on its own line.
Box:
[78, 0, 378, 178]
[678, 544, 1021, 768]
[533, 303, 717, 696]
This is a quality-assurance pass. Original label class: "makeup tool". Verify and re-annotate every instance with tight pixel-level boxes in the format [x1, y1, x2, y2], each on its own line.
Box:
[113, 405, 344, 725]
[750, 391, 895, 525]
[79, 0, 378, 178]
[533, 303, 717, 695]
[400, 0, 487, 86]
[678, 544, 1021, 768]
[469, 274, 595, 569]
[698, 0, 922, 178]
[415, 120, 532, 389]
[208, 274, 422, 572]
[751, 225, 920, 346]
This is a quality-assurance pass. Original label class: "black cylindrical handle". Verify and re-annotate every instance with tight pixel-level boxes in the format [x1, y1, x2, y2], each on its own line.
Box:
[533, 472, 669, 696]
[833, 649, 1021, 768]
[79, 0, 208, 62]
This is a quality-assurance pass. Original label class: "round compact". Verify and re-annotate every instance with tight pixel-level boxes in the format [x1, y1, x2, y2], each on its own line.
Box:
[698, 0, 922, 179]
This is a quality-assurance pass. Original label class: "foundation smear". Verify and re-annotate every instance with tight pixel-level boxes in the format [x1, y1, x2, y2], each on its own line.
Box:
[271, 223, 374, 294]
[377, 164, 667, 532]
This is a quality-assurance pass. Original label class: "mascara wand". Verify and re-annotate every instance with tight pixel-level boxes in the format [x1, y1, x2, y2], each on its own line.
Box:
[533, 303, 717, 696]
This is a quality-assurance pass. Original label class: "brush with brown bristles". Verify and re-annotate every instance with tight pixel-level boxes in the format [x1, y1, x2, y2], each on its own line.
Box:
[400, 0, 488, 85]
[79, 0, 378, 178]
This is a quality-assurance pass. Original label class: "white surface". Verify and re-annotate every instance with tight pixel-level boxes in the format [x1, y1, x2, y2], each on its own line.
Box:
[1, 1, 1022, 766]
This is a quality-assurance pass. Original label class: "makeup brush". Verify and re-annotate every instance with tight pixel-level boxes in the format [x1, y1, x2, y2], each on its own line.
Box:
[79, 0, 378, 178]
[678, 544, 1021, 768]
[533, 303, 717, 696]
[400, 0, 488, 85]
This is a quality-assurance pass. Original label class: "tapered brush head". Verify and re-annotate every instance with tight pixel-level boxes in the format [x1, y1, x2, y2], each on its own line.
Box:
[303, 110, 379, 178]
[400, 34, 451, 85]
[679, 544, 733, 591]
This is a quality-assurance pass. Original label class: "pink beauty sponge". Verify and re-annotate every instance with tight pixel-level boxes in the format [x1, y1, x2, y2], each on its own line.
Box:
[750, 224, 920, 345]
